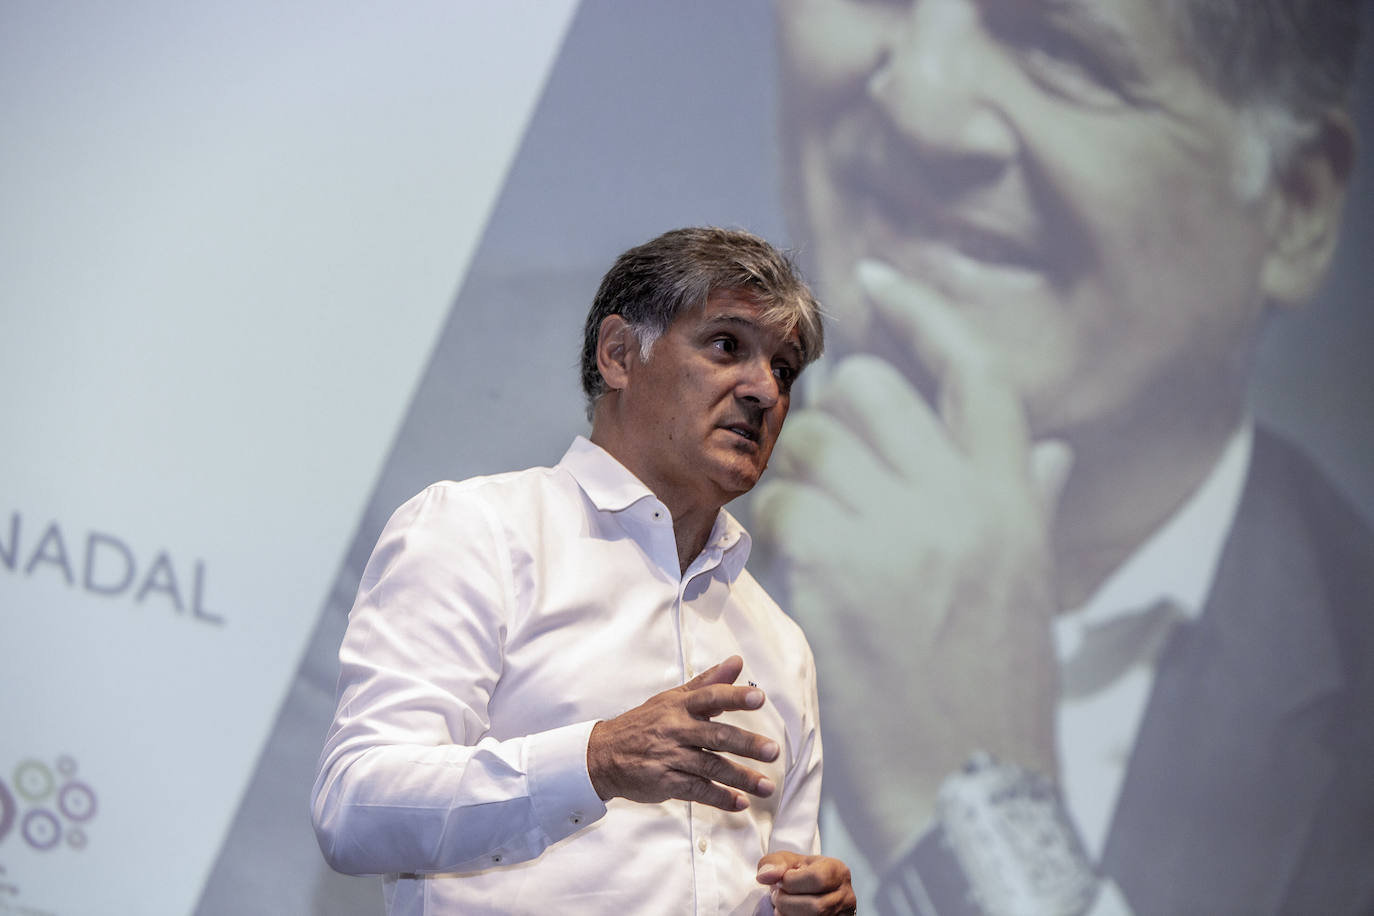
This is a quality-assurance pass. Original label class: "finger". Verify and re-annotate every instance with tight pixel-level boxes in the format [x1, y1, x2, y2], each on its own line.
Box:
[680, 655, 743, 691]
[774, 887, 858, 916]
[857, 257, 1031, 478]
[769, 409, 893, 513]
[671, 773, 751, 813]
[815, 354, 957, 480]
[681, 717, 780, 763]
[751, 480, 845, 565]
[684, 682, 767, 718]
[679, 748, 775, 798]
[756, 851, 804, 885]
[941, 358, 1032, 481]
[778, 857, 850, 895]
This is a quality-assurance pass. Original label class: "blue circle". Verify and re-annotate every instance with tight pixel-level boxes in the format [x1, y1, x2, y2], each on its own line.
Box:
[59, 782, 97, 823]
[22, 809, 61, 851]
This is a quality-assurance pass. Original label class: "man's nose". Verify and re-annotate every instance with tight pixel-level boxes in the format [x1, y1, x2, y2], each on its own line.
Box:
[866, 0, 1016, 180]
[735, 358, 780, 408]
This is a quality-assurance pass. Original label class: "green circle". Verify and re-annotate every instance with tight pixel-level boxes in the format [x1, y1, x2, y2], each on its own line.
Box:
[14, 760, 54, 803]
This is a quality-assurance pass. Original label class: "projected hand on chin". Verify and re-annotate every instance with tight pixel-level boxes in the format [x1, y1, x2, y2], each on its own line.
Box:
[753, 259, 1070, 864]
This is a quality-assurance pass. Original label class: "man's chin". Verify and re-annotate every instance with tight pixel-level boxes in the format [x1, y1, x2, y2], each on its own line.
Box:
[709, 460, 765, 504]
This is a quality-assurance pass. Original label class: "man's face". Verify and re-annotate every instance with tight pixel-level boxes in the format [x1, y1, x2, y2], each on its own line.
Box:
[615, 291, 802, 509]
[777, 0, 1282, 443]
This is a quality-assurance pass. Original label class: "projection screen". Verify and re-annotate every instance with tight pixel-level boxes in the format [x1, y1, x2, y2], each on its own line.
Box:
[4, 2, 1372, 914]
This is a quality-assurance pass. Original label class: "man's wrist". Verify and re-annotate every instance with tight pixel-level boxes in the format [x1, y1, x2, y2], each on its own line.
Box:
[874, 753, 1098, 916]
[529, 719, 607, 842]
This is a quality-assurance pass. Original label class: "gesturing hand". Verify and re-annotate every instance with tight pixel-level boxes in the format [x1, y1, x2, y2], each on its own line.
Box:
[757, 851, 857, 915]
[586, 655, 781, 813]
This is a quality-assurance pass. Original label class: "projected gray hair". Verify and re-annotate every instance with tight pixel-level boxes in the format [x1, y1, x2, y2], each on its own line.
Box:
[579, 227, 825, 420]
[1170, 0, 1360, 181]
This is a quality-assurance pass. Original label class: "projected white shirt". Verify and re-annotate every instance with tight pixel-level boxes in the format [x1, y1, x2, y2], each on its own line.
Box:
[1055, 423, 1253, 859]
[1046, 424, 1252, 916]
[311, 436, 823, 915]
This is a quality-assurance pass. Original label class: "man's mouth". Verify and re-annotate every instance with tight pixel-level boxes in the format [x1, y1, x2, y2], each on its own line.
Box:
[825, 116, 1063, 289]
[877, 196, 1046, 273]
[722, 423, 760, 443]
[853, 173, 1052, 281]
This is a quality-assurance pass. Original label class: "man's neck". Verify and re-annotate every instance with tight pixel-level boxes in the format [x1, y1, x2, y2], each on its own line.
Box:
[1051, 404, 1247, 610]
[588, 426, 725, 576]
[671, 505, 720, 575]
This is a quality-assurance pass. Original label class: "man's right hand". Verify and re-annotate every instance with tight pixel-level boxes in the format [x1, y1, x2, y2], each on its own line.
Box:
[586, 655, 780, 813]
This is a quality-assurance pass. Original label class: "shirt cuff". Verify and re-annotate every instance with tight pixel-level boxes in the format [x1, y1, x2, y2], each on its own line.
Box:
[526, 718, 607, 846]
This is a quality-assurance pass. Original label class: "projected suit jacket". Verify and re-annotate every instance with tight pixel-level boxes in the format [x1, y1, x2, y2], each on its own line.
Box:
[1101, 429, 1374, 914]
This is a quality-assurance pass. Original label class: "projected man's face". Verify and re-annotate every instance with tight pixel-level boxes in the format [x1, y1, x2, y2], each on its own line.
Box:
[777, 0, 1285, 443]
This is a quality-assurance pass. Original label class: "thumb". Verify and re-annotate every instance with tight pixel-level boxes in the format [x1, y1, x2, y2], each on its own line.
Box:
[757, 850, 803, 885]
[683, 655, 743, 690]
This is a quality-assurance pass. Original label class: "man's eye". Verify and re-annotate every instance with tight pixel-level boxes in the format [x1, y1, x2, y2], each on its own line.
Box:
[1021, 36, 1121, 102]
[773, 364, 797, 387]
[989, 14, 1134, 108]
[712, 336, 738, 354]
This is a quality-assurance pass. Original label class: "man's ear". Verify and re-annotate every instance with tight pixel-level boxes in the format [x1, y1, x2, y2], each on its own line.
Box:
[1260, 108, 1355, 308]
[596, 314, 635, 392]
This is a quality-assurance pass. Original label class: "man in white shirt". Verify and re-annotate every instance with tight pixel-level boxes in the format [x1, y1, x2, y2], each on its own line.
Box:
[756, 1, 1372, 913]
[311, 227, 857, 915]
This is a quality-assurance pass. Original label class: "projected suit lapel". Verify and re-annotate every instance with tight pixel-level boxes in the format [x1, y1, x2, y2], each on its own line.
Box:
[1101, 430, 1373, 914]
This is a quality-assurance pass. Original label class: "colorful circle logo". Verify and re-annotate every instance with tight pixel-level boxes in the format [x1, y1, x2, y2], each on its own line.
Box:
[0, 755, 98, 852]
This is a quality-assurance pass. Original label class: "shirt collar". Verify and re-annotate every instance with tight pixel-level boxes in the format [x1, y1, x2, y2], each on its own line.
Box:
[559, 435, 657, 513]
[558, 436, 751, 567]
[1056, 421, 1253, 648]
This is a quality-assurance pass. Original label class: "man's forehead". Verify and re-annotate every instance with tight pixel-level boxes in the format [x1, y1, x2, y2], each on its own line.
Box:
[695, 292, 805, 357]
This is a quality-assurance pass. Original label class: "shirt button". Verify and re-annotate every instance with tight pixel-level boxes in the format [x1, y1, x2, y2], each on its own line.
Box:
[492, 853, 503, 863]
[652, 510, 663, 519]
[698, 838, 708, 853]
[569, 813, 582, 825]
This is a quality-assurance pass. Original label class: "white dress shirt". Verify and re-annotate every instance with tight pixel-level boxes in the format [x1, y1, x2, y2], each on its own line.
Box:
[311, 436, 823, 916]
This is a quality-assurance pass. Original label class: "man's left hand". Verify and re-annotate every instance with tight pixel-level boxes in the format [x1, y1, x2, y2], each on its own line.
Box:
[756, 851, 856, 915]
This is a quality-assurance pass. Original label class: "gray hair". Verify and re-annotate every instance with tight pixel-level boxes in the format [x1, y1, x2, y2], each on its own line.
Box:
[579, 227, 824, 420]
[1169, 0, 1360, 182]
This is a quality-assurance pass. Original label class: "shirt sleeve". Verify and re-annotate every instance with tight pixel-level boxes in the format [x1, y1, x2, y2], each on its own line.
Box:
[766, 638, 824, 857]
[310, 483, 608, 876]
